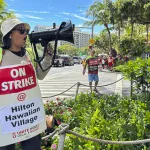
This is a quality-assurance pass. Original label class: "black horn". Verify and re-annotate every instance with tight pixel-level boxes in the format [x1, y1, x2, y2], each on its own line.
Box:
[29, 21, 74, 44]
[28, 21, 74, 72]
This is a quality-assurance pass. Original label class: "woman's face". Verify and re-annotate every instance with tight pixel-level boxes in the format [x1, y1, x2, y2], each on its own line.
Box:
[10, 24, 29, 50]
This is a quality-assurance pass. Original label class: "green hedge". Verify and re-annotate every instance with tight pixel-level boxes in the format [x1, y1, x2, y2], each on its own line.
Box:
[41, 93, 150, 150]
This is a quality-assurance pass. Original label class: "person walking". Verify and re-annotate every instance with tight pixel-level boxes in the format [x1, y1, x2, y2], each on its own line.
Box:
[83, 49, 99, 93]
[0, 18, 53, 150]
[108, 55, 114, 71]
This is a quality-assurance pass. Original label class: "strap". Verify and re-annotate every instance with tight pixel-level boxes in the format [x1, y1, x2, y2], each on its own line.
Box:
[0, 48, 5, 65]
[0, 48, 2, 63]
[26, 48, 37, 69]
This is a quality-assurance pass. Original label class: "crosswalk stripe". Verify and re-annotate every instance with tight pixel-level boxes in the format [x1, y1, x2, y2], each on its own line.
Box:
[40, 86, 90, 89]
[39, 80, 90, 100]
[38, 66, 121, 102]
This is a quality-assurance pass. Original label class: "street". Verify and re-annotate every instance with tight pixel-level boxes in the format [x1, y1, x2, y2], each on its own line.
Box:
[38, 64, 131, 102]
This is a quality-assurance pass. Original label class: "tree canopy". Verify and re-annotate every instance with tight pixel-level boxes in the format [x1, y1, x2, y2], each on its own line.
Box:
[85, 0, 150, 57]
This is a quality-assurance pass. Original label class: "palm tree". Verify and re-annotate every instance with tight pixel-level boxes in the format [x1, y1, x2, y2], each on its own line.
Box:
[0, 0, 9, 23]
[0, 0, 15, 44]
[84, 0, 114, 51]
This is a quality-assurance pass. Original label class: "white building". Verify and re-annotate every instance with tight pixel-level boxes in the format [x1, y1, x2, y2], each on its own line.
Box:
[33, 25, 92, 48]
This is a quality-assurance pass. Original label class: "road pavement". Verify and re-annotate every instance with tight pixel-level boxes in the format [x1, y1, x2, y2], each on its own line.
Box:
[38, 64, 131, 102]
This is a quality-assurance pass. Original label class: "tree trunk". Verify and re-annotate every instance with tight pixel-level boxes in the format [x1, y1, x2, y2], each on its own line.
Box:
[130, 17, 134, 39]
[118, 25, 120, 42]
[131, 23, 134, 39]
[146, 25, 149, 44]
[104, 23, 112, 52]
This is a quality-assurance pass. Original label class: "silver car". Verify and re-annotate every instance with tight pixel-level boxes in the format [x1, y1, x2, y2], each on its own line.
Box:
[73, 56, 82, 64]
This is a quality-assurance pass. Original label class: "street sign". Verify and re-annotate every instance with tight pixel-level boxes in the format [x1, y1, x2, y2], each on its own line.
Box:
[89, 38, 95, 44]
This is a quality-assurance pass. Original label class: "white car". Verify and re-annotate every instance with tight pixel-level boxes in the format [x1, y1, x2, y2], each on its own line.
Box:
[53, 55, 65, 67]
[73, 56, 82, 64]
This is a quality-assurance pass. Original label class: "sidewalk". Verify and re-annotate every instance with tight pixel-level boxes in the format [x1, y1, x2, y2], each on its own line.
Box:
[98, 69, 131, 97]
[41, 68, 131, 103]
[115, 73, 131, 96]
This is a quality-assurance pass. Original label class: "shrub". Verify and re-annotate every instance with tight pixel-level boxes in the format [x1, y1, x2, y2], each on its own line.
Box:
[45, 93, 150, 150]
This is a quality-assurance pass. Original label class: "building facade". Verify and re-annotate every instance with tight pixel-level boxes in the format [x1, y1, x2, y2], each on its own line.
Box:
[33, 25, 92, 48]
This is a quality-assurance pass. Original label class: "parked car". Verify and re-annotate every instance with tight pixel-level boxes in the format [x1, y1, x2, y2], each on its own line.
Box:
[53, 55, 65, 67]
[60, 55, 74, 66]
[73, 56, 82, 64]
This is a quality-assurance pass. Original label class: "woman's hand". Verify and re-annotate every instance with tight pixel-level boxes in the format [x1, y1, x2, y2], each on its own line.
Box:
[45, 43, 53, 57]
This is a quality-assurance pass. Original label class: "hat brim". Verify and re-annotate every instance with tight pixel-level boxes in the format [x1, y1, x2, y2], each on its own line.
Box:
[23, 23, 30, 30]
[2, 22, 30, 41]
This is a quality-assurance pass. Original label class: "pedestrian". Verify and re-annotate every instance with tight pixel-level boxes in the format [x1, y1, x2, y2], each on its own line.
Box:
[102, 57, 105, 69]
[83, 49, 99, 93]
[124, 55, 129, 63]
[98, 55, 102, 71]
[108, 55, 114, 71]
[0, 18, 53, 150]
[104, 56, 108, 69]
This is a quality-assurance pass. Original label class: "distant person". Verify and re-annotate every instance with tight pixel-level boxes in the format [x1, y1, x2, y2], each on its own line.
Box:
[102, 57, 105, 69]
[98, 56, 102, 71]
[104, 56, 108, 69]
[124, 55, 129, 63]
[108, 56, 114, 71]
[83, 50, 99, 93]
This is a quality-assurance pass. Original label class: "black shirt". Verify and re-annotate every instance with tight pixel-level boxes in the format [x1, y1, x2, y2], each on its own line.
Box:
[10, 48, 26, 57]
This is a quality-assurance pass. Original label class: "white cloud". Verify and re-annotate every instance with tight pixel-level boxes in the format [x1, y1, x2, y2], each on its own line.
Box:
[62, 12, 70, 15]
[24, 10, 51, 14]
[8, 9, 50, 14]
[73, 14, 90, 21]
[63, 18, 70, 20]
[15, 13, 43, 20]
[25, 15, 44, 19]
[29, 21, 39, 24]
[15, 13, 25, 18]
[81, 11, 86, 15]
[76, 24, 83, 27]
[62, 11, 90, 21]
[55, 15, 62, 17]
[8, 9, 18, 12]
[77, 9, 83, 12]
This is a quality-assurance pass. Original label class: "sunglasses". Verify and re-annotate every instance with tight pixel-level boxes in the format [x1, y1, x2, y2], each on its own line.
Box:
[12, 28, 29, 35]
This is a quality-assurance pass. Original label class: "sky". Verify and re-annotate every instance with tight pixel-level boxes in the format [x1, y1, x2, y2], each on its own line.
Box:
[5, 0, 105, 35]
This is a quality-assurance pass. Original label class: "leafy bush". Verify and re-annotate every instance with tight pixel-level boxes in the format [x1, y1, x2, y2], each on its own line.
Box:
[115, 57, 150, 93]
[119, 37, 147, 57]
[45, 93, 150, 150]
[15, 93, 150, 149]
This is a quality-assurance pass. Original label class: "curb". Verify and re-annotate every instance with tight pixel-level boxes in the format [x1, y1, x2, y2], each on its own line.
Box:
[115, 74, 122, 96]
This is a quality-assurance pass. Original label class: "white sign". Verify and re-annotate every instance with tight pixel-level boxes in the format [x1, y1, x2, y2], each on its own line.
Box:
[0, 98, 44, 134]
[0, 63, 46, 147]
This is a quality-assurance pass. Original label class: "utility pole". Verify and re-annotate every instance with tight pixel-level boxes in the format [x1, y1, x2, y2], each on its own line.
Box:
[91, 11, 95, 39]
[91, 25, 94, 39]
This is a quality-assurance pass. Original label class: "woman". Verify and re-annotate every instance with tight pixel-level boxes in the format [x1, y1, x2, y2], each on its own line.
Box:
[0, 18, 53, 150]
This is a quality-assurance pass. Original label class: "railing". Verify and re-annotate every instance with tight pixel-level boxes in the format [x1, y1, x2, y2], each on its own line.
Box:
[41, 76, 129, 149]
[42, 123, 150, 150]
